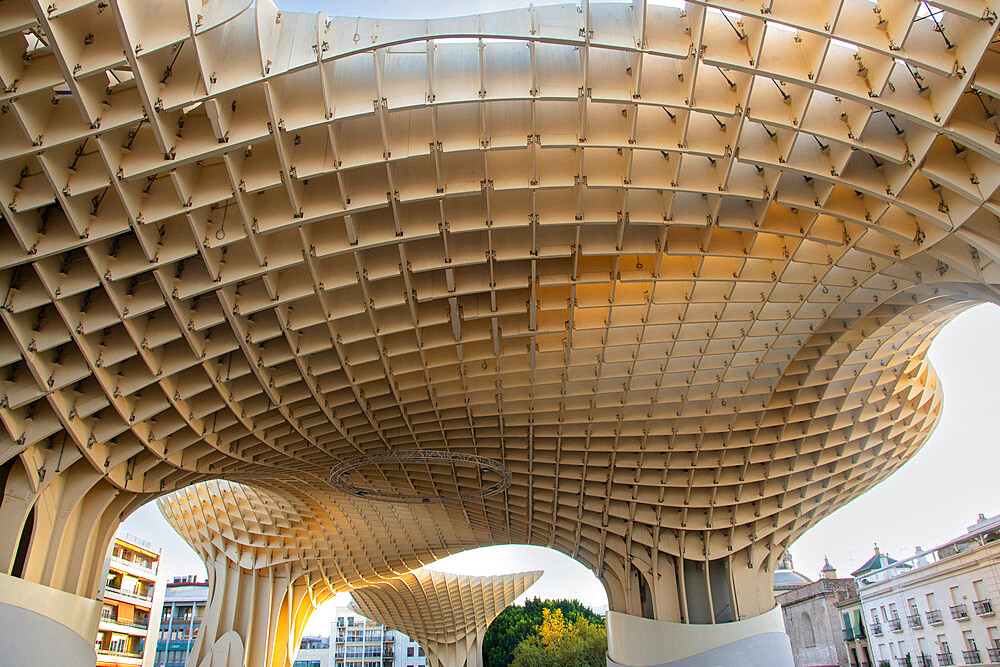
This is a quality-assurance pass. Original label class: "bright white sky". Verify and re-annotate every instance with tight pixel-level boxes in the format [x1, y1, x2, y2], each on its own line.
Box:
[119, 0, 1000, 636]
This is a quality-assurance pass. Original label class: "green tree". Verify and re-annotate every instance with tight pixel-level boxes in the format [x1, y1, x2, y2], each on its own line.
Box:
[482, 598, 605, 667]
[510, 610, 607, 666]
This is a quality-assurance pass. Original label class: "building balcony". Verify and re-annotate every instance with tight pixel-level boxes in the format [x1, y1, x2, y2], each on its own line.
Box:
[843, 628, 856, 641]
[972, 599, 993, 616]
[96, 647, 144, 663]
[895, 658, 909, 667]
[926, 609, 944, 625]
[986, 648, 1000, 662]
[907, 613, 923, 629]
[938, 653, 955, 666]
[950, 604, 970, 621]
[961, 649, 981, 664]
[105, 584, 154, 604]
[110, 554, 157, 577]
[871, 623, 884, 636]
[889, 617, 903, 632]
[916, 655, 934, 667]
[99, 615, 150, 632]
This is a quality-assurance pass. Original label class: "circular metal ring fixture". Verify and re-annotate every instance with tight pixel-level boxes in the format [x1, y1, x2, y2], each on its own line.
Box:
[329, 450, 512, 504]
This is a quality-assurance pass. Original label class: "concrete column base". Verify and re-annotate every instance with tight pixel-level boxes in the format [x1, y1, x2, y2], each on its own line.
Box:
[606, 605, 793, 667]
[0, 573, 101, 667]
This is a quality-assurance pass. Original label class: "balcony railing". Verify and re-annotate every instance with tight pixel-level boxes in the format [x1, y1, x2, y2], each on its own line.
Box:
[844, 628, 856, 641]
[110, 554, 156, 574]
[100, 616, 149, 630]
[871, 623, 884, 636]
[895, 657, 911, 667]
[938, 653, 955, 666]
[97, 647, 143, 659]
[972, 599, 993, 616]
[987, 648, 1000, 662]
[961, 649, 981, 664]
[105, 584, 153, 602]
[916, 655, 934, 667]
[907, 613, 923, 629]
[889, 617, 903, 632]
[926, 609, 944, 625]
[950, 604, 969, 620]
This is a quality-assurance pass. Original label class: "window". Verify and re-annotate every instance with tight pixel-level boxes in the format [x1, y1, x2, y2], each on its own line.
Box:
[950, 586, 963, 605]
[419, 647, 424, 656]
[974, 580, 987, 600]
[408, 647, 414, 657]
[802, 612, 816, 647]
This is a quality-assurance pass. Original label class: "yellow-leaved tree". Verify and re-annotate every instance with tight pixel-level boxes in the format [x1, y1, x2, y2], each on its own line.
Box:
[511, 606, 607, 666]
[538, 608, 571, 648]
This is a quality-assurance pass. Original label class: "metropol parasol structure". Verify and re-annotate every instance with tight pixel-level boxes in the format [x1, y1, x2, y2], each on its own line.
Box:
[0, 0, 998, 664]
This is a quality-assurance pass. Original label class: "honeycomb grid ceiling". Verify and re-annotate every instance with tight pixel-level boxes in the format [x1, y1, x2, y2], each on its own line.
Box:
[3, 0, 1000, 597]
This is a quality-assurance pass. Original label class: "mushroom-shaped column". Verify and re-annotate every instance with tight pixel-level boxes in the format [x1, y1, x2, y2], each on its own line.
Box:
[158, 481, 339, 667]
[601, 300, 951, 667]
[350, 570, 543, 667]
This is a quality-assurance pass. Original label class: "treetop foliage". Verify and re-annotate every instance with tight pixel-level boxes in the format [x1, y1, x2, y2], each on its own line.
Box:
[482, 597, 605, 667]
[510, 608, 607, 667]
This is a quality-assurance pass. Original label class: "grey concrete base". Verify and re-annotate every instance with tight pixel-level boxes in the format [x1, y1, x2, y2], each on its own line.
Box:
[0, 573, 102, 667]
[0, 600, 98, 667]
[605, 606, 794, 667]
[607, 631, 793, 667]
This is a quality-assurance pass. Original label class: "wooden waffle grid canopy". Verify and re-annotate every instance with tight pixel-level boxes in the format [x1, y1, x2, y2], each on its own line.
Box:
[350, 569, 542, 646]
[329, 449, 513, 503]
[1, 0, 1000, 622]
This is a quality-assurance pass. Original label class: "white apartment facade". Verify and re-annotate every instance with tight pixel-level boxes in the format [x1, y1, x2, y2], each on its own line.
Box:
[859, 514, 1000, 667]
[292, 606, 427, 667]
[294, 635, 331, 667]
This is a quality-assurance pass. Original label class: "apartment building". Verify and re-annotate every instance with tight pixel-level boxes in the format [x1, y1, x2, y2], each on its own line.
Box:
[838, 583, 874, 667]
[154, 575, 209, 667]
[858, 514, 1000, 667]
[334, 606, 406, 667]
[96, 533, 167, 667]
[290, 607, 427, 667]
[294, 635, 331, 667]
[292, 637, 330, 667]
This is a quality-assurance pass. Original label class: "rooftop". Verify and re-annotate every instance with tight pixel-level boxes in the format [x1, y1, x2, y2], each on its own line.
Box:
[857, 514, 1000, 588]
